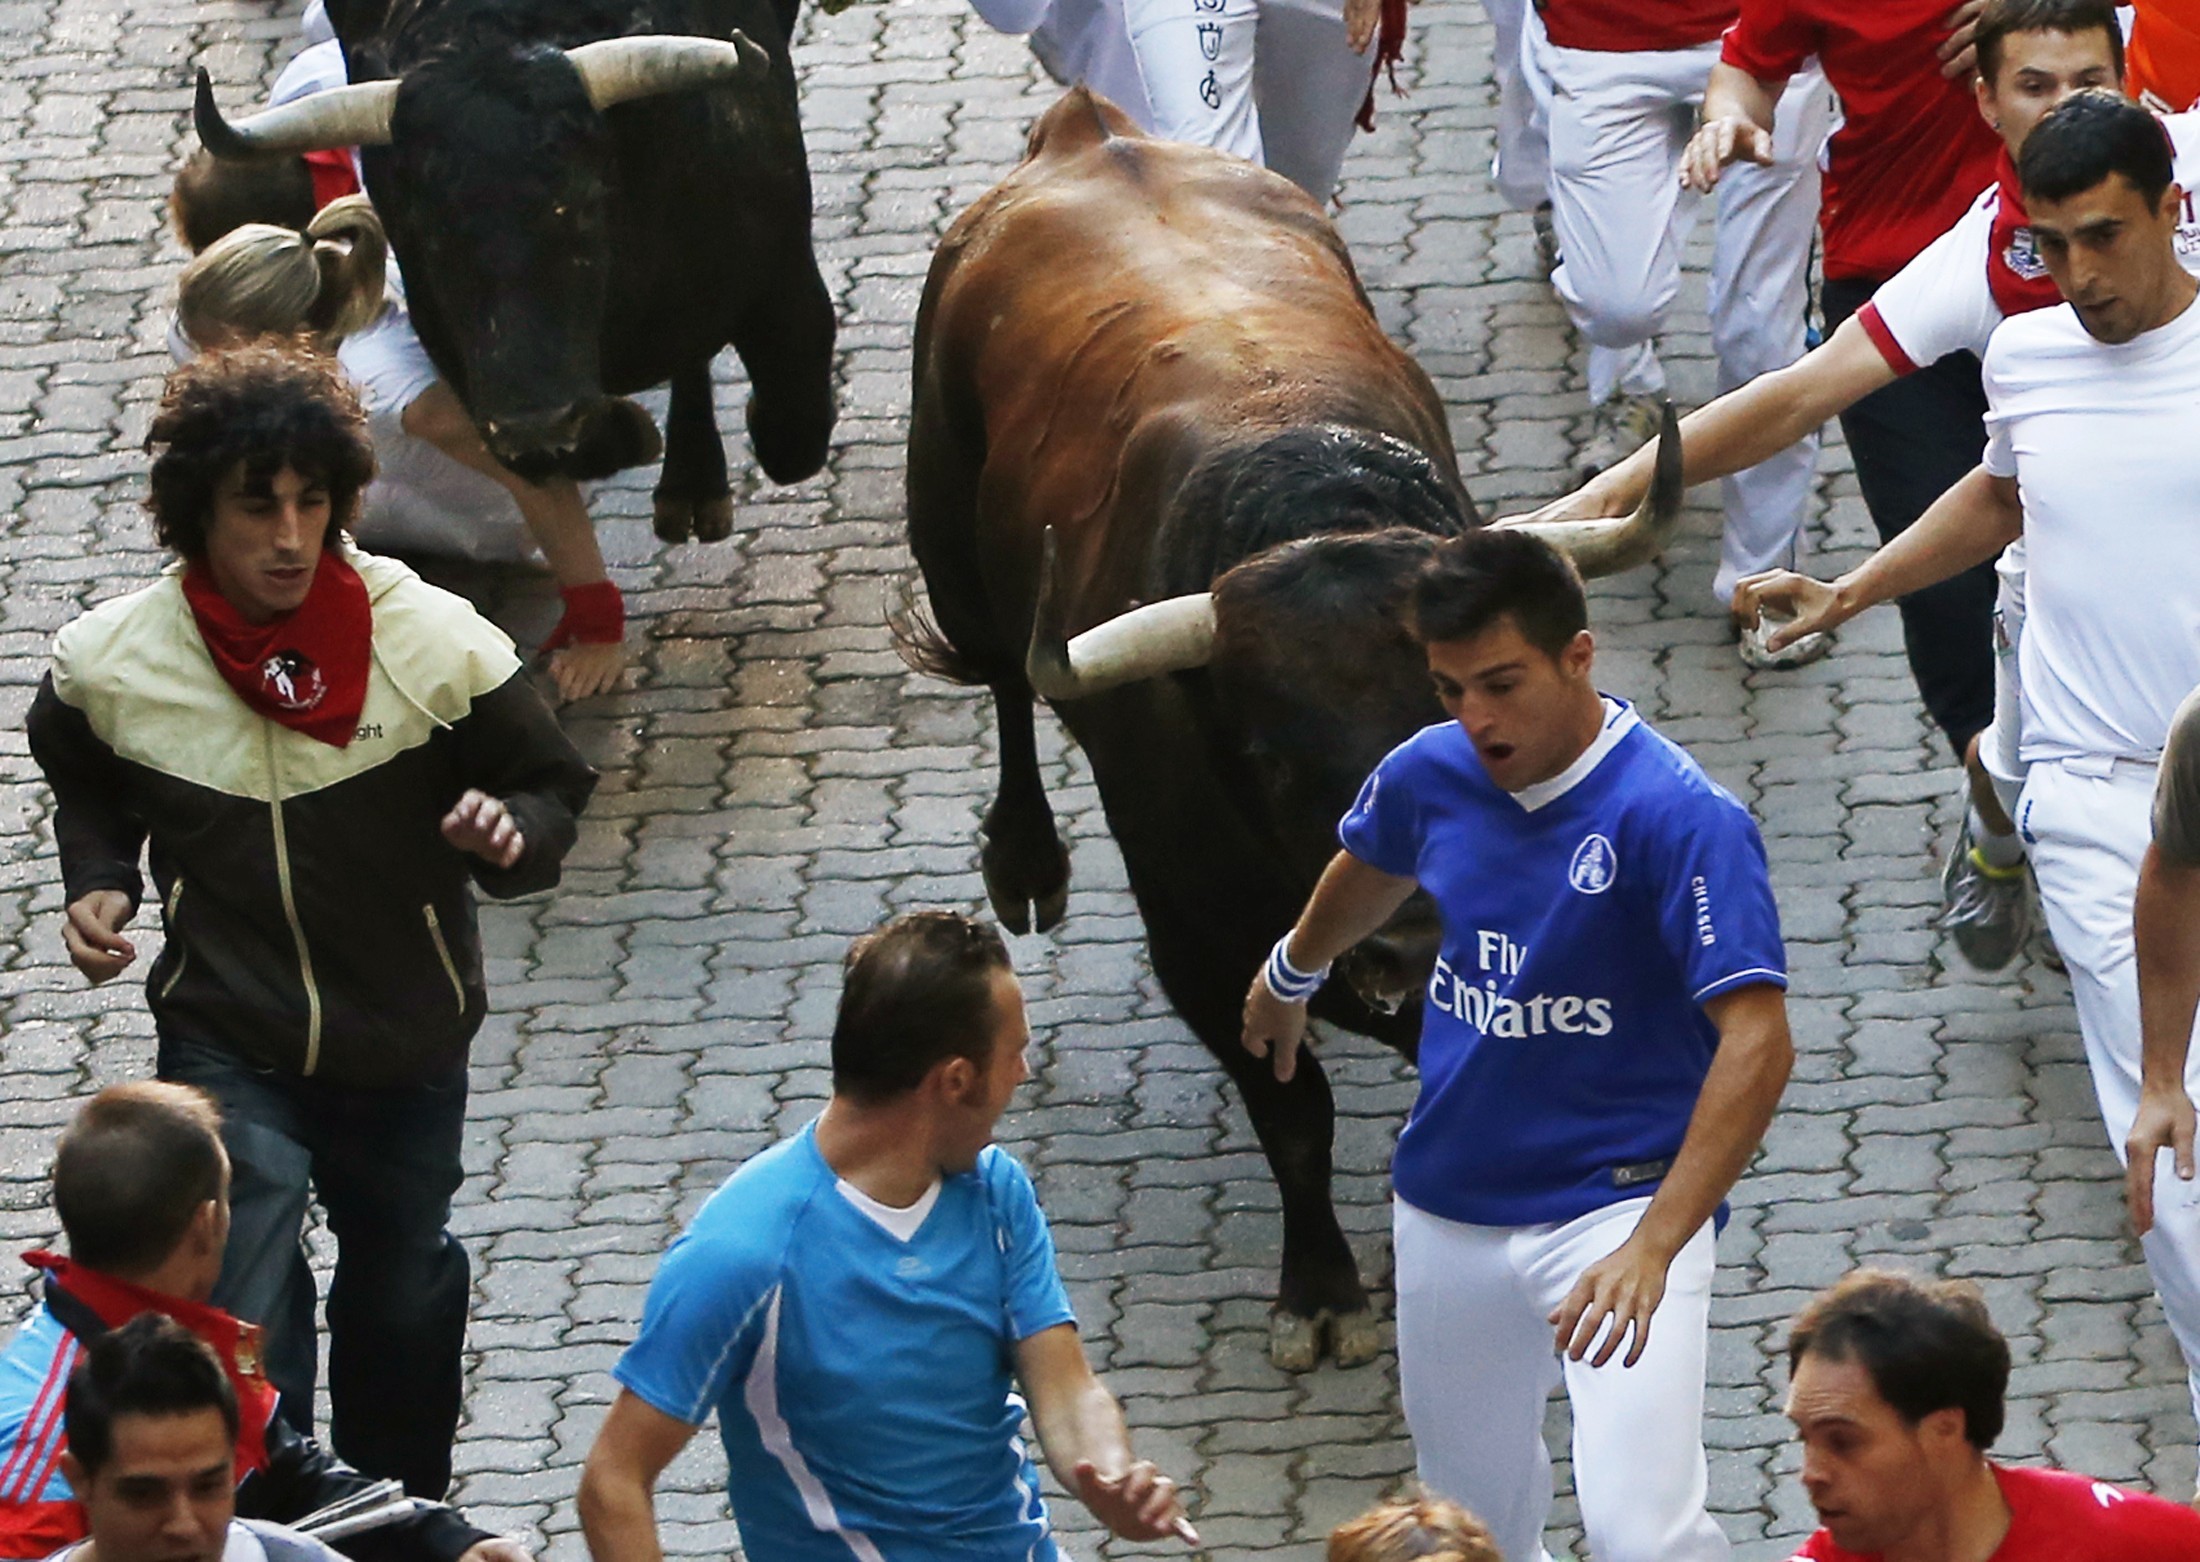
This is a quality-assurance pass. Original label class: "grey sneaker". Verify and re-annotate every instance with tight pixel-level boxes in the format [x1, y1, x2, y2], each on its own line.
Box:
[1736, 612, 1833, 670]
[1937, 816, 2031, 971]
[1533, 201, 1560, 278]
[1578, 393, 1663, 483]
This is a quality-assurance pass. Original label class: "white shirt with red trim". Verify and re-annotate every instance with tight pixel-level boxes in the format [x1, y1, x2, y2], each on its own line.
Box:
[1860, 111, 2200, 375]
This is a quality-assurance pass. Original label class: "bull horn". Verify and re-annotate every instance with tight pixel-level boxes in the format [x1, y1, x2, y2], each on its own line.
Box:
[563, 33, 771, 110]
[194, 67, 396, 158]
[1491, 400, 1684, 578]
[1026, 528, 1217, 701]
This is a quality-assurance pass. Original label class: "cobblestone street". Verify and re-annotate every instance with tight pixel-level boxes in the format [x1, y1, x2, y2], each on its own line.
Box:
[0, 0, 2191, 1557]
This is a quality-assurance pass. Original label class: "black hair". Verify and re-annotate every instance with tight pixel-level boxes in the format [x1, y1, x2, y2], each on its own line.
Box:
[145, 345, 375, 558]
[1407, 527, 1587, 659]
[65, 1314, 240, 1478]
[1788, 1270, 2010, 1450]
[2018, 88, 2176, 209]
[1974, 0, 2124, 87]
[169, 150, 317, 255]
[831, 912, 1014, 1104]
[54, 1083, 226, 1278]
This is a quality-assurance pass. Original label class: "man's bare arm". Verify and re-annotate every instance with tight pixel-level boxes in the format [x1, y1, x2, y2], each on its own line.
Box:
[1015, 1325, 1197, 1545]
[2130, 844, 2200, 1234]
[578, 1391, 700, 1562]
[1551, 982, 1793, 1365]
[1522, 317, 1899, 526]
[1241, 851, 1418, 1082]
[1733, 466, 2023, 651]
[1683, 62, 1786, 191]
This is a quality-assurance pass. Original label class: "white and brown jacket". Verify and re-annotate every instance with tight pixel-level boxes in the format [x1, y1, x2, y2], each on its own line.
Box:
[27, 547, 597, 1089]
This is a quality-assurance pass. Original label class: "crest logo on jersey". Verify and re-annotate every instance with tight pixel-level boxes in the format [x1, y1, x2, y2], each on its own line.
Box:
[1567, 834, 1616, 895]
[2003, 228, 2050, 282]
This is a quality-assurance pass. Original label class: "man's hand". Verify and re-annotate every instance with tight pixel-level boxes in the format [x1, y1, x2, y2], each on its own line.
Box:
[1938, 0, 1987, 79]
[548, 641, 628, 704]
[1550, 1232, 1673, 1367]
[459, 1540, 536, 1562]
[1072, 1459, 1200, 1546]
[1242, 976, 1313, 1083]
[2127, 1087, 2199, 1236]
[64, 890, 136, 984]
[1681, 116, 1774, 192]
[441, 789, 526, 868]
[1731, 570, 1850, 651]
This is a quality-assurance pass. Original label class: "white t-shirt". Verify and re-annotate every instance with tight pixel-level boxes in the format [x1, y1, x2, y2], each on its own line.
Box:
[1864, 111, 2200, 374]
[1983, 292, 2200, 764]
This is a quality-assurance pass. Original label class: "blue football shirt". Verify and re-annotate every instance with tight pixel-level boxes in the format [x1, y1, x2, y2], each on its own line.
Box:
[614, 1122, 1076, 1562]
[1339, 698, 1787, 1227]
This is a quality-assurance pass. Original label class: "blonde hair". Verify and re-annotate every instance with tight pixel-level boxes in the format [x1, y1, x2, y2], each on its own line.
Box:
[1328, 1496, 1502, 1562]
[178, 194, 388, 352]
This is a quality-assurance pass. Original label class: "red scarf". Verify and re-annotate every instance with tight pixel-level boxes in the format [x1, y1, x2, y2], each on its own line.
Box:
[304, 149, 361, 209]
[182, 552, 371, 748]
[22, 1252, 277, 1476]
[1986, 150, 2064, 318]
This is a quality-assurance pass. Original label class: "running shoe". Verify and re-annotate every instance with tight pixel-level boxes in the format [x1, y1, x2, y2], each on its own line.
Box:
[1937, 816, 2031, 971]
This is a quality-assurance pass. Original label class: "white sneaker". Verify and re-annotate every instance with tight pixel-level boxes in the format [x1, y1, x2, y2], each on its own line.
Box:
[1577, 394, 1663, 483]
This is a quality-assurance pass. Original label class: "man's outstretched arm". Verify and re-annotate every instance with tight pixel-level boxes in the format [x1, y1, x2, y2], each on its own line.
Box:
[1016, 1324, 1198, 1547]
[578, 1391, 699, 1562]
[1241, 850, 1418, 1083]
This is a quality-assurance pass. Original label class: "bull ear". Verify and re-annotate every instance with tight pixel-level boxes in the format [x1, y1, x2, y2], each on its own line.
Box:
[563, 33, 771, 110]
[194, 67, 397, 157]
[1025, 527, 1217, 701]
[1490, 400, 1684, 579]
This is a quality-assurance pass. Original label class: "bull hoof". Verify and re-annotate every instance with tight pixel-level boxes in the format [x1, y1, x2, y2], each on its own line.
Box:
[1329, 1305, 1381, 1369]
[1033, 880, 1069, 933]
[692, 495, 735, 543]
[651, 498, 693, 545]
[1269, 1308, 1325, 1374]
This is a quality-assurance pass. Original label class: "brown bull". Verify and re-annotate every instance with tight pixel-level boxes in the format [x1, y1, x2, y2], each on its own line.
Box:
[899, 86, 1679, 1368]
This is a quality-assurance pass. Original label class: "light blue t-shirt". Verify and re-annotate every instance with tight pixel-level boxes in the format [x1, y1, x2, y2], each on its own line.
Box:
[1339, 697, 1787, 1228]
[614, 1122, 1076, 1562]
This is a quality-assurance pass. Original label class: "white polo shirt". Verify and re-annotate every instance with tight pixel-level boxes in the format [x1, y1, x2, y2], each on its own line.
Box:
[1982, 291, 2200, 764]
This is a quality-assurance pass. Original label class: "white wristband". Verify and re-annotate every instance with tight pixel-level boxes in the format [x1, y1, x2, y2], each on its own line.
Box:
[1263, 933, 1329, 1004]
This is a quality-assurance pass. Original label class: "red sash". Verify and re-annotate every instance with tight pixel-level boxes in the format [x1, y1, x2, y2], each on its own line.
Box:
[182, 552, 371, 748]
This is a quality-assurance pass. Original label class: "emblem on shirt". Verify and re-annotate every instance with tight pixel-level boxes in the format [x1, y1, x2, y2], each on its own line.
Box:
[1567, 834, 1616, 895]
[2003, 228, 2050, 282]
[259, 649, 327, 713]
[894, 1254, 930, 1279]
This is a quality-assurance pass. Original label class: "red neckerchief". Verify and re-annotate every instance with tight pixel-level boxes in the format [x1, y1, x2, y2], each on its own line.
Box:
[1986, 150, 2064, 318]
[22, 1252, 275, 1475]
[1355, 0, 1410, 132]
[181, 551, 371, 748]
[304, 149, 361, 209]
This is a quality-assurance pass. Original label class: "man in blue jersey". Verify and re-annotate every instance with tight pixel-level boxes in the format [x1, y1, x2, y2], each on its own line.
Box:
[577, 912, 1196, 1562]
[1243, 529, 1795, 1562]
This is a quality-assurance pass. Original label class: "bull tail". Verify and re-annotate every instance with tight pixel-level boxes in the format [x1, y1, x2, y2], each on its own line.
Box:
[888, 573, 992, 687]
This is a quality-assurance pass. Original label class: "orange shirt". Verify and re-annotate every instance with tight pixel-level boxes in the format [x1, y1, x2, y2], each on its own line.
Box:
[2131, 0, 2200, 113]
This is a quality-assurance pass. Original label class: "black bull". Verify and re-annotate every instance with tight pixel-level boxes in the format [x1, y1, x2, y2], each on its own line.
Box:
[194, 0, 836, 544]
[899, 89, 1681, 1369]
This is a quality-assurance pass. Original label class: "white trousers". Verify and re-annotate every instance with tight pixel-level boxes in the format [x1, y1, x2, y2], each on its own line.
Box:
[1538, 40, 1833, 606]
[1022, 0, 1161, 128]
[1121, 0, 1373, 201]
[1394, 1196, 1726, 1562]
[1978, 539, 2029, 806]
[2019, 758, 2200, 1436]
[1480, 0, 1552, 211]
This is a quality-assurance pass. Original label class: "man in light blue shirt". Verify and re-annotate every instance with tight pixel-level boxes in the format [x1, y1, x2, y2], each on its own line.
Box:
[579, 912, 1196, 1562]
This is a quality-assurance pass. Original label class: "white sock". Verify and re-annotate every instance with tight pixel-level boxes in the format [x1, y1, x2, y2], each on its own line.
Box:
[1969, 804, 2024, 868]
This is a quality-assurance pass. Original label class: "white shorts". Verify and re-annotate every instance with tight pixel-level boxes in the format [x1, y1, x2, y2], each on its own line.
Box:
[1393, 1195, 1726, 1562]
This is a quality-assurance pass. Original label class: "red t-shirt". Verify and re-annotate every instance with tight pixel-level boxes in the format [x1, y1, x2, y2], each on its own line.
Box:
[1789, 1464, 2200, 1560]
[1543, 0, 1737, 54]
[1721, 0, 2000, 280]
